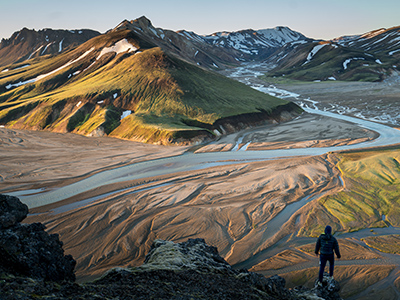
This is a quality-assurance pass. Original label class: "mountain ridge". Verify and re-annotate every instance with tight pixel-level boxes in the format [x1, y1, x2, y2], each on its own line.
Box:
[0, 21, 300, 144]
[0, 27, 100, 67]
[264, 25, 400, 82]
[1, 16, 399, 144]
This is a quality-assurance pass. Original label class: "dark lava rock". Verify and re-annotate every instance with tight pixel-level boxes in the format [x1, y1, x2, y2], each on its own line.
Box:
[313, 273, 341, 300]
[0, 194, 76, 282]
[0, 194, 29, 229]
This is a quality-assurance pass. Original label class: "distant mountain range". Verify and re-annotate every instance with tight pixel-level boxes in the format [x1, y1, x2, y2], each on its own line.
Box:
[0, 17, 301, 144]
[266, 26, 400, 81]
[0, 16, 398, 143]
[0, 28, 100, 67]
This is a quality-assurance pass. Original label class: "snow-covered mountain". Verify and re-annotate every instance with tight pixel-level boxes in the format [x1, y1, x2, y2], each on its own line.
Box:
[92, 17, 311, 69]
[334, 26, 400, 56]
[1, 16, 399, 83]
[0, 28, 100, 67]
[200, 26, 307, 58]
[266, 25, 400, 82]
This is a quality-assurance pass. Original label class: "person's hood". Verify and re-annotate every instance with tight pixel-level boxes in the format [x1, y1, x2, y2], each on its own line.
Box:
[325, 225, 332, 235]
[321, 233, 332, 240]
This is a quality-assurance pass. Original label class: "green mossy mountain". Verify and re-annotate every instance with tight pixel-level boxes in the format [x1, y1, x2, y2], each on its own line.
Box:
[0, 28, 300, 144]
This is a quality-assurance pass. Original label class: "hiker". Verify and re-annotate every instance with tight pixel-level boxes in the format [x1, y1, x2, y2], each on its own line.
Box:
[315, 225, 341, 285]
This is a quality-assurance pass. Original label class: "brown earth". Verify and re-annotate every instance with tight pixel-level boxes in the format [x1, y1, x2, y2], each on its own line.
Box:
[0, 107, 398, 298]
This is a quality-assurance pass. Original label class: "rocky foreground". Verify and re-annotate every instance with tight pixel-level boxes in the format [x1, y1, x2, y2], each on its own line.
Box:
[0, 194, 341, 299]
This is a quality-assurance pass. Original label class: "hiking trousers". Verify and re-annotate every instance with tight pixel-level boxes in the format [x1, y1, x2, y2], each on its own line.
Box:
[319, 253, 334, 282]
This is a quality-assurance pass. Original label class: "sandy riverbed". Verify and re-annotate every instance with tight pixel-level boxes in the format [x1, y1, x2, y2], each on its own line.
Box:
[1, 100, 399, 297]
[0, 111, 377, 280]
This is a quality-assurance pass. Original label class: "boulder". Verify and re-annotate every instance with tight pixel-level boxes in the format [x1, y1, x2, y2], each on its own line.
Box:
[0, 194, 29, 229]
[0, 194, 76, 282]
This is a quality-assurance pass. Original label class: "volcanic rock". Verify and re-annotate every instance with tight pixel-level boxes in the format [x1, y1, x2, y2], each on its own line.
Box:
[0, 194, 29, 229]
[0, 194, 76, 282]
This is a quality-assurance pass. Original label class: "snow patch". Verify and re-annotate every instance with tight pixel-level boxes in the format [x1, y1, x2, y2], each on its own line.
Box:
[343, 57, 365, 70]
[59, 39, 64, 52]
[372, 34, 391, 45]
[375, 59, 383, 64]
[97, 39, 137, 60]
[36, 48, 94, 81]
[6, 48, 94, 90]
[76, 101, 82, 107]
[389, 49, 400, 55]
[113, 93, 118, 99]
[303, 44, 327, 64]
[1, 69, 9, 73]
[41, 42, 54, 55]
[5, 79, 35, 89]
[121, 110, 132, 120]
[27, 45, 44, 60]
[290, 40, 308, 45]
[149, 27, 159, 38]
[97, 100, 104, 104]
[13, 64, 30, 70]
[328, 77, 336, 80]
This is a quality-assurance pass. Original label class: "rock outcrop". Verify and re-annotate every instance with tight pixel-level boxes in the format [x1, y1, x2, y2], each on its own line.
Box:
[0, 194, 76, 282]
[0, 195, 341, 299]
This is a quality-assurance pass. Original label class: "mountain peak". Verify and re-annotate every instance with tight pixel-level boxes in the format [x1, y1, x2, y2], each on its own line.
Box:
[133, 15, 153, 28]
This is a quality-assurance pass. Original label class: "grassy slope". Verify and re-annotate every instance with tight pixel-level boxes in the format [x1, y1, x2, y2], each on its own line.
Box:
[0, 31, 292, 144]
[362, 234, 400, 254]
[300, 147, 400, 237]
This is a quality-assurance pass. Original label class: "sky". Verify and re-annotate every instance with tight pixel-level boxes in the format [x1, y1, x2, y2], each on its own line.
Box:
[1, 0, 399, 41]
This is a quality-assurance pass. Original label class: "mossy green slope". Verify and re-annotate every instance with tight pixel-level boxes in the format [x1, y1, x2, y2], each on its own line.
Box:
[300, 148, 400, 237]
[0, 30, 296, 144]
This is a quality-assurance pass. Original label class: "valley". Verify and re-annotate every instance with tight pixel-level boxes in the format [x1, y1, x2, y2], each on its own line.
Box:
[2, 82, 400, 298]
[1, 17, 400, 299]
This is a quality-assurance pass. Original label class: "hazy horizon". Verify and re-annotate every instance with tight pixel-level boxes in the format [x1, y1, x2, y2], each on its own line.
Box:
[1, 0, 399, 41]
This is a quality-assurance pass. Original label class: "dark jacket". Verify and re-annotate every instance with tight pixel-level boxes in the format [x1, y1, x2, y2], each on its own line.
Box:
[315, 233, 341, 258]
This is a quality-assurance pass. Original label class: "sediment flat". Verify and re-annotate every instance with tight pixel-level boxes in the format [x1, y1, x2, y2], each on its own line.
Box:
[2, 105, 400, 297]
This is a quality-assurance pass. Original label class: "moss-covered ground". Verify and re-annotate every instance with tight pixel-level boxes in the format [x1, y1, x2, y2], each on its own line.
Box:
[300, 147, 400, 237]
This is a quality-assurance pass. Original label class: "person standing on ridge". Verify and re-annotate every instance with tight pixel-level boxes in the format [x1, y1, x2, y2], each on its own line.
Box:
[315, 225, 341, 285]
